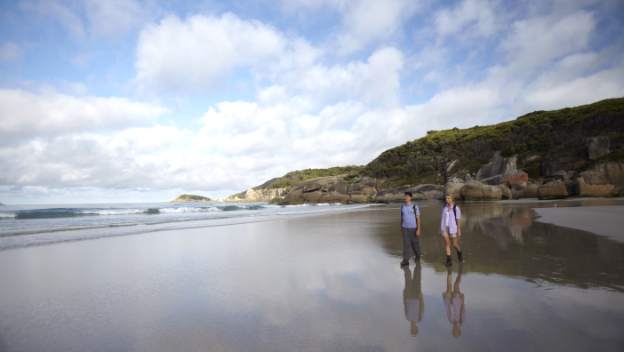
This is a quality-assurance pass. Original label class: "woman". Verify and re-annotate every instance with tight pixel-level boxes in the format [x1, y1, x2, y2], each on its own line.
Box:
[440, 195, 463, 267]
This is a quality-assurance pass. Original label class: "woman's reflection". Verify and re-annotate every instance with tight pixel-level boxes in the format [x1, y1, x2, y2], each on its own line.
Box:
[403, 263, 424, 336]
[443, 265, 465, 337]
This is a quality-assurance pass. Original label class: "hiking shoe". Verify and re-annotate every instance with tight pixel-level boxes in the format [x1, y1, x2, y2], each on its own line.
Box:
[445, 256, 452, 267]
[400, 260, 409, 267]
[457, 251, 464, 263]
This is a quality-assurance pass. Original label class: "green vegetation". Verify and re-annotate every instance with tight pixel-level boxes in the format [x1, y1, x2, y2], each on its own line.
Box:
[364, 98, 624, 185]
[259, 166, 364, 189]
[172, 194, 212, 202]
[232, 97, 624, 199]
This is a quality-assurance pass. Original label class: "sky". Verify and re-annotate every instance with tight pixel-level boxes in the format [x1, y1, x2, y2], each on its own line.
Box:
[0, 0, 623, 204]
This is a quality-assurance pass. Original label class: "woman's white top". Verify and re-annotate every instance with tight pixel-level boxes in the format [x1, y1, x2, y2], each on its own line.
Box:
[440, 205, 461, 234]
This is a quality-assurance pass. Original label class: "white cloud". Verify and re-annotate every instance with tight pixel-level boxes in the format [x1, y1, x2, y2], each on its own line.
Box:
[336, 0, 420, 53]
[0, 89, 168, 143]
[501, 10, 595, 71]
[135, 13, 288, 93]
[434, 0, 498, 39]
[274, 46, 404, 107]
[0, 42, 23, 61]
[407, 85, 502, 129]
[0, 47, 411, 193]
[523, 64, 624, 109]
[279, 0, 419, 54]
[3, 0, 624, 202]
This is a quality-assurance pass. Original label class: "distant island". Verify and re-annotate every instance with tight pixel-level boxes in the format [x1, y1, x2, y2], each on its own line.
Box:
[227, 97, 624, 204]
[171, 194, 212, 202]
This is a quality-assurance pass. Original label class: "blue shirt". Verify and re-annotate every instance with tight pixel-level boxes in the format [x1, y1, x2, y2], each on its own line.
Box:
[401, 203, 420, 229]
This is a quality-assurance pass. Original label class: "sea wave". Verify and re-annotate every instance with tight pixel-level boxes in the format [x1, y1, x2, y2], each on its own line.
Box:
[0, 212, 16, 219]
[0, 203, 373, 247]
[3, 204, 273, 220]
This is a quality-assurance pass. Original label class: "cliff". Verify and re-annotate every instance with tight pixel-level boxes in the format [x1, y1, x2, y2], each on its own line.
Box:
[228, 97, 624, 204]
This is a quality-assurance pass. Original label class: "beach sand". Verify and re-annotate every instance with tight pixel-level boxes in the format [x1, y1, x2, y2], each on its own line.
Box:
[534, 205, 624, 242]
[1, 204, 623, 351]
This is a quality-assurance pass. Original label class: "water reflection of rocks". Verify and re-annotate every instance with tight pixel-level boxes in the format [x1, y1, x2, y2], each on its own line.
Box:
[376, 203, 624, 291]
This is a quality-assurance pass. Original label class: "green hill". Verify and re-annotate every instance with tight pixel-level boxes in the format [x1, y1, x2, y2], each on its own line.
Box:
[364, 98, 624, 187]
[172, 194, 212, 202]
[228, 98, 624, 203]
[257, 166, 364, 189]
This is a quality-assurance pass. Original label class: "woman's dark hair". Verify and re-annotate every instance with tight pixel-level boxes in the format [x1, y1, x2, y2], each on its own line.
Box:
[404, 191, 413, 198]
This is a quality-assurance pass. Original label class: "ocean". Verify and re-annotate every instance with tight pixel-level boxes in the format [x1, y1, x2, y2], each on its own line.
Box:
[0, 202, 370, 250]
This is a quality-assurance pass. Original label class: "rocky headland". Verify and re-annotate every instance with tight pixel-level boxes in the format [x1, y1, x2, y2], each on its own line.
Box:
[172, 194, 212, 202]
[227, 98, 624, 204]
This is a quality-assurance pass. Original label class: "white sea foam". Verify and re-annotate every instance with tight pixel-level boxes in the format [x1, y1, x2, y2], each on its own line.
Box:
[90, 209, 144, 216]
[159, 207, 220, 213]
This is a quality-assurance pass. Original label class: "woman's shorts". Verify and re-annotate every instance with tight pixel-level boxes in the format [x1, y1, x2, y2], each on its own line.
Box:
[441, 227, 458, 238]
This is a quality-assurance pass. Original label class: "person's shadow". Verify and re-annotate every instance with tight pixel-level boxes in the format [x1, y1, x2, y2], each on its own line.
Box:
[443, 264, 465, 337]
[403, 263, 424, 336]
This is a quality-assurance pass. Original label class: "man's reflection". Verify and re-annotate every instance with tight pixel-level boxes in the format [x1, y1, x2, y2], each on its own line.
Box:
[403, 263, 424, 336]
[443, 265, 465, 337]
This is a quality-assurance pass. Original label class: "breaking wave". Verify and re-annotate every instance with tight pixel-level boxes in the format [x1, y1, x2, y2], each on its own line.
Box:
[0, 204, 275, 220]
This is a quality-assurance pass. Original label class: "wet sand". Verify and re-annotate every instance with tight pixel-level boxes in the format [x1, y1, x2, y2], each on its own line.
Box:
[1, 203, 623, 351]
[534, 205, 624, 242]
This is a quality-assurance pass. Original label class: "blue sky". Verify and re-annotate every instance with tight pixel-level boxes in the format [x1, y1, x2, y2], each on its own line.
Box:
[0, 0, 623, 204]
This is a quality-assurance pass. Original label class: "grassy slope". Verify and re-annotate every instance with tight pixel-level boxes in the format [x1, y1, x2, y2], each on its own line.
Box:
[174, 194, 211, 201]
[235, 98, 624, 196]
[363, 98, 624, 186]
[229, 166, 363, 199]
[257, 166, 364, 189]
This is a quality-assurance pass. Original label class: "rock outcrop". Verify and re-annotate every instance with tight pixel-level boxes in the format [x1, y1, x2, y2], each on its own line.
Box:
[445, 178, 465, 199]
[577, 178, 616, 197]
[267, 176, 447, 204]
[460, 181, 504, 201]
[537, 181, 568, 200]
[579, 162, 624, 188]
[512, 182, 539, 198]
[476, 152, 518, 185]
[227, 187, 288, 202]
[499, 184, 513, 200]
[277, 175, 377, 204]
[172, 194, 211, 202]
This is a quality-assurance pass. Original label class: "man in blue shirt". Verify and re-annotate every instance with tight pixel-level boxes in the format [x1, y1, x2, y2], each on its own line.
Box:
[400, 192, 421, 266]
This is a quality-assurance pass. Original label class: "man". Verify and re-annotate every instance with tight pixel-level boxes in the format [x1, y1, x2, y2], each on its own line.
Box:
[403, 263, 424, 337]
[400, 192, 421, 266]
[440, 195, 462, 267]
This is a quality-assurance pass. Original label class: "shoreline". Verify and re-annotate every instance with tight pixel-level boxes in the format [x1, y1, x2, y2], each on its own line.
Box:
[534, 205, 624, 243]
[0, 203, 375, 251]
[3, 198, 623, 250]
